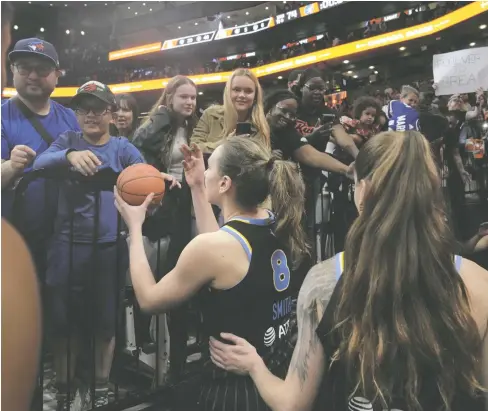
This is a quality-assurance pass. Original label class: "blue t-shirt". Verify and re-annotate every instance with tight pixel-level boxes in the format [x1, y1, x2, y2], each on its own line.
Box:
[33, 130, 144, 243]
[1, 98, 80, 238]
[387, 100, 420, 132]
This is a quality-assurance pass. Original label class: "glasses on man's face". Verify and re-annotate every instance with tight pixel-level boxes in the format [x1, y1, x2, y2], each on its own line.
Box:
[14, 62, 55, 78]
[275, 105, 297, 122]
[75, 106, 111, 116]
[304, 84, 326, 94]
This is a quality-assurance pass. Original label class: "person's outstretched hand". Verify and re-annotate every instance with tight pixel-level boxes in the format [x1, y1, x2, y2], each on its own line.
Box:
[114, 187, 154, 232]
[181, 143, 206, 188]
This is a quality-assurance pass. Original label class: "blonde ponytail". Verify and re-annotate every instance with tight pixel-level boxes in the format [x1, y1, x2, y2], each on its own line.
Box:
[269, 160, 310, 267]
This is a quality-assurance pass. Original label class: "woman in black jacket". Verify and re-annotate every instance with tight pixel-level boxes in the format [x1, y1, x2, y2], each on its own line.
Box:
[131, 75, 198, 379]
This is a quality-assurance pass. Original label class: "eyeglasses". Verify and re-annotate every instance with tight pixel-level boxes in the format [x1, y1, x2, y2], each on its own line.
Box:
[13, 62, 56, 77]
[75, 107, 111, 116]
[304, 84, 327, 93]
[275, 105, 297, 122]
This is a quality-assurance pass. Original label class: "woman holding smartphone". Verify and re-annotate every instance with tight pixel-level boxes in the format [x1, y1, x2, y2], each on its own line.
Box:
[191, 68, 270, 155]
[265, 89, 352, 177]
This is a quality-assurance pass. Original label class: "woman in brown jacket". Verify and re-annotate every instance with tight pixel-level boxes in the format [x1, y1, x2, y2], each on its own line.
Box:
[191, 68, 270, 154]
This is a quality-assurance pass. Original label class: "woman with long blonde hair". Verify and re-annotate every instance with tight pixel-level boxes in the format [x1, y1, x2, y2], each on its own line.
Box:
[191, 68, 270, 154]
[208, 131, 488, 411]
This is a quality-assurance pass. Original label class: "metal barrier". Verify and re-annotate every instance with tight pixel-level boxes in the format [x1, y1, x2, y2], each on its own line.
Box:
[11, 168, 203, 411]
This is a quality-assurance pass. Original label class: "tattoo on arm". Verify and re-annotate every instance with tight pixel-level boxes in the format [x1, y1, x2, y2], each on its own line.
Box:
[289, 260, 336, 387]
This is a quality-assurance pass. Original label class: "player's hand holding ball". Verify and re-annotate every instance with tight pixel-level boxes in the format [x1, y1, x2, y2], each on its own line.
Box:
[181, 143, 205, 188]
[115, 163, 180, 231]
[10, 145, 36, 171]
[114, 187, 154, 232]
[67, 150, 102, 176]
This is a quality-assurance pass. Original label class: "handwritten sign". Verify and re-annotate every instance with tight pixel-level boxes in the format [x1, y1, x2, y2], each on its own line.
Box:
[433, 47, 488, 95]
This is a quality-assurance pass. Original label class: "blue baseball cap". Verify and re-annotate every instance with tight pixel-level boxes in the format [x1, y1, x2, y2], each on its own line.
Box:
[8, 38, 60, 68]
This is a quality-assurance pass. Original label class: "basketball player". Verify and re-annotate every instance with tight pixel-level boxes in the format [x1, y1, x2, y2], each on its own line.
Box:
[208, 131, 488, 411]
[114, 136, 309, 410]
[2, 3, 42, 411]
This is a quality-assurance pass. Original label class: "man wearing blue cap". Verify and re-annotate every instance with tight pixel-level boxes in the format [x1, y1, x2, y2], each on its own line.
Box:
[1, 38, 80, 279]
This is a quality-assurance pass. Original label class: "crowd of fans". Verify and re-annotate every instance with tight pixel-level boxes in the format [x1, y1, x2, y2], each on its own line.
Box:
[1, 2, 488, 411]
[55, 1, 463, 86]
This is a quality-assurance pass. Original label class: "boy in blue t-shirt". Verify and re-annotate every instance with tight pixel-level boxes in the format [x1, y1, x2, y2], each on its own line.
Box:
[33, 81, 143, 408]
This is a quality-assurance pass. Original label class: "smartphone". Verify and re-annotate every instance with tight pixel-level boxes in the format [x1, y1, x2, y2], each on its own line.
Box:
[236, 122, 252, 135]
[321, 113, 336, 124]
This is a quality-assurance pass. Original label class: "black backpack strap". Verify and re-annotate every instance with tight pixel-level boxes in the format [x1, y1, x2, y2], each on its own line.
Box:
[13, 97, 54, 145]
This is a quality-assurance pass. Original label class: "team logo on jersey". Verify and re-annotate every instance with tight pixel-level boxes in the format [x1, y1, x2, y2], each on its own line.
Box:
[263, 327, 276, 347]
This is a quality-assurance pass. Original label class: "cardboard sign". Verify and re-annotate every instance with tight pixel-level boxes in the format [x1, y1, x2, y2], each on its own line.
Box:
[433, 47, 488, 95]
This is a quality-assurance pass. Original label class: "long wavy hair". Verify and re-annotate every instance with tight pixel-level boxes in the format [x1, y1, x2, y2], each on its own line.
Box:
[142, 75, 198, 166]
[144, 75, 198, 129]
[218, 136, 309, 266]
[221, 69, 270, 149]
[332, 131, 484, 410]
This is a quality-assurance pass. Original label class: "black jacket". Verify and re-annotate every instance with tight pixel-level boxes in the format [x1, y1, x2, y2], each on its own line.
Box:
[132, 106, 192, 241]
[132, 106, 175, 172]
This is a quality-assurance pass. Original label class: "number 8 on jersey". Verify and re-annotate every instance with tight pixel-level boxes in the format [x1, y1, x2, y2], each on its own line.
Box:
[271, 249, 291, 292]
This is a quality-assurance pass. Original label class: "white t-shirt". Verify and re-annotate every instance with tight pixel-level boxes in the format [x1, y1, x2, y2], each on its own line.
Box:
[167, 127, 186, 182]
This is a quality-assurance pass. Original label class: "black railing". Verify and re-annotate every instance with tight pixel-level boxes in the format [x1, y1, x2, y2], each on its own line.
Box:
[12, 169, 202, 411]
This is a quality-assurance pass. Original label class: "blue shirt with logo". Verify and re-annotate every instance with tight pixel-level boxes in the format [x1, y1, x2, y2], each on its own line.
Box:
[33, 130, 144, 243]
[1, 98, 80, 238]
[387, 100, 420, 132]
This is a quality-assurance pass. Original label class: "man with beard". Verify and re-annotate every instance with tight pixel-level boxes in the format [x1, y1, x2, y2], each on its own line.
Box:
[1, 38, 80, 274]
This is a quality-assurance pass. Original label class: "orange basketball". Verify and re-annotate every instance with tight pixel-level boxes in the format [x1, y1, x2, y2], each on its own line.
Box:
[117, 164, 166, 206]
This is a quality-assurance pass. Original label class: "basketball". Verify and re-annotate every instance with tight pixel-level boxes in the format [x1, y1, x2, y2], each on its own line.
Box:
[117, 164, 166, 206]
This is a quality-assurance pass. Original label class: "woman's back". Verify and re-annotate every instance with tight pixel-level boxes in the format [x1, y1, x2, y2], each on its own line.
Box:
[314, 253, 488, 411]
[198, 214, 297, 410]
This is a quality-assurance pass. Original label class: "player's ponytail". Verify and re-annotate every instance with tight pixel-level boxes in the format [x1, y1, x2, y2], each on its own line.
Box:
[219, 136, 309, 268]
[268, 159, 310, 267]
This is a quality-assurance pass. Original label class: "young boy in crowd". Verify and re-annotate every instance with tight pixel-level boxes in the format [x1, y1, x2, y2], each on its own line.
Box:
[33, 81, 144, 409]
[386, 84, 420, 132]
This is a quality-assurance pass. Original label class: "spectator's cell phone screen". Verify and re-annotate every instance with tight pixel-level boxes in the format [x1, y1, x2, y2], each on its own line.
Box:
[321, 113, 336, 124]
[236, 122, 252, 135]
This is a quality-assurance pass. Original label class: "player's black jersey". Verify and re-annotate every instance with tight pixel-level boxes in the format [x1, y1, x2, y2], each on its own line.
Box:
[197, 211, 297, 411]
